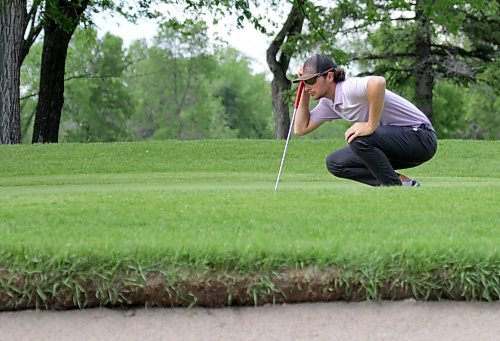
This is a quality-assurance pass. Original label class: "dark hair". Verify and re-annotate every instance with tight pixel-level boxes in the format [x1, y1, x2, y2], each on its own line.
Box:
[333, 68, 346, 83]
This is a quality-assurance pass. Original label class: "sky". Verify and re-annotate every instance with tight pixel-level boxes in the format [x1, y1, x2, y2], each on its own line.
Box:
[91, 7, 278, 76]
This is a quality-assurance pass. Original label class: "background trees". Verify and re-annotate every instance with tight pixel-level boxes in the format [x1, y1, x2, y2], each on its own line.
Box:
[62, 30, 134, 142]
[5, 0, 499, 144]
[123, 20, 273, 141]
[126, 20, 221, 140]
[337, 0, 499, 137]
[20, 24, 273, 142]
[216, 49, 274, 139]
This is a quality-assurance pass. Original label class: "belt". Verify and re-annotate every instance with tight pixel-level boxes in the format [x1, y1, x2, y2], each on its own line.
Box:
[418, 123, 435, 132]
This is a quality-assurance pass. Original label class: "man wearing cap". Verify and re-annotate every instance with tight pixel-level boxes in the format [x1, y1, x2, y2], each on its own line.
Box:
[293, 54, 437, 187]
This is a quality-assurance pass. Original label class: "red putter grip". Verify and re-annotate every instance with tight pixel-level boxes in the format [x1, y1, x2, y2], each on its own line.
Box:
[294, 81, 304, 109]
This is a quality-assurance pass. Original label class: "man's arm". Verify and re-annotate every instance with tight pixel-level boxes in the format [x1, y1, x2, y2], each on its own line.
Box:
[294, 90, 325, 136]
[344, 76, 386, 143]
[365, 76, 385, 130]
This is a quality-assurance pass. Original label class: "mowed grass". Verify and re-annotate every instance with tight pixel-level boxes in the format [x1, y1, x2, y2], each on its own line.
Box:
[0, 139, 499, 304]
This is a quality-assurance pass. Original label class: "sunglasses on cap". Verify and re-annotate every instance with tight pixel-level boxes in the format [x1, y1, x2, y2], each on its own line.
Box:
[303, 68, 334, 85]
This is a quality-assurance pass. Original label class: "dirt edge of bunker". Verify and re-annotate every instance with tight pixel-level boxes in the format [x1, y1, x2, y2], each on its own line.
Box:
[0, 267, 497, 311]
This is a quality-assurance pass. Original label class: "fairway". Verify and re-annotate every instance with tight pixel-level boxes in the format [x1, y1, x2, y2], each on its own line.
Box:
[0, 139, 499, 309]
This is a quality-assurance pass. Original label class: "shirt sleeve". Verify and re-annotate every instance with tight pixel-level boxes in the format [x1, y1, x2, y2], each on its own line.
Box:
[344, 76, 370, 100]
[310, 98, 341, 121]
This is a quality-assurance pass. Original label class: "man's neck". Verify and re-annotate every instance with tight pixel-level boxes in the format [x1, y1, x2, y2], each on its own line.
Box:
[324, 82, 336, 101]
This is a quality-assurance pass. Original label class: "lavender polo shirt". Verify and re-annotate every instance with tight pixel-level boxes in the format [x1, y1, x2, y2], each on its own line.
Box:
[310, 76, 431, 127]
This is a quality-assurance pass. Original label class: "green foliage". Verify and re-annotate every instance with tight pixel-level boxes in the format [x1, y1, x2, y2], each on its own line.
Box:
[433, 79, 499, 140]
[125, 20, 273, 140]
[476, 58, 500, 92]
[433, 81, 467, 139]
[462, 84, 500, 140]
[62, 29, 134, 142]
[184, 0, 279, 33]
[329, 0, 499, 138]
[17, 1, 498, 143]
[18, 20, 274, 143]
[44, 0, 90, 32]
[126, 19, 222, 140]
[19, 43, 43, 143]
[212, 49, 273, 138]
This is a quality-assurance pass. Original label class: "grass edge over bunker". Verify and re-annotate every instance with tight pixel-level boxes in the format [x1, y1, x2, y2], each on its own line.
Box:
[1, 262, 499, 311]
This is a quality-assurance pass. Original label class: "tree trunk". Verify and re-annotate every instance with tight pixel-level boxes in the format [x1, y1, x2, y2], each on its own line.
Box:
[32, 0, 89, 143]
[266, 0, 305, 139]
[0, 0, 27, 144]
[32, 17, 73, 143]
[414, 0, 434, 122]
[270, 78, 292, 139]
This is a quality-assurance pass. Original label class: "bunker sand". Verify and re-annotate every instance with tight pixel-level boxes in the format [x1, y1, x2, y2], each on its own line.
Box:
[1, 301, 499, 341]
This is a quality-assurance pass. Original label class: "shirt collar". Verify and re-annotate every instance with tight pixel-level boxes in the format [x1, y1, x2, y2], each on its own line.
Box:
[333, 82, 343, 106]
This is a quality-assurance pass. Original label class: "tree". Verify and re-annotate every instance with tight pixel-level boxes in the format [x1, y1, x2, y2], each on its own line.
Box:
[463, 83, 500, 140]
[9, 0, 291, 142]
[30, 0, 266, 143]
[126, 20, 221, 140]
[266, 0, 305, 139]
[125, 22, 273, 140]
[214, 48, 273, 139]
[61, 30, 135, 142]
[0, 0, 42, 144]
[432, 80, 468, 138]
[32, 0, 91, 143]
[29, 0, 165, 143]
[183, 0, 287, 138]
[341, 0, 499, 123]
[431, 77, 499, 140]
[0, 0, 25, 144]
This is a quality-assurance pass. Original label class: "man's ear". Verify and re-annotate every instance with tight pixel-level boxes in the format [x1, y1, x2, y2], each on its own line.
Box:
[328, 71, 335, 82]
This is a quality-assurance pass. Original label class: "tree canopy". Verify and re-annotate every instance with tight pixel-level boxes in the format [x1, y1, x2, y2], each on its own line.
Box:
[4, 0, 499, 144]
[20, 25, 274, 143]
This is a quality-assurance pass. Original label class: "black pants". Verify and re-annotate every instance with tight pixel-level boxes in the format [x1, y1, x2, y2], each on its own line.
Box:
[326, 125, 437, 186]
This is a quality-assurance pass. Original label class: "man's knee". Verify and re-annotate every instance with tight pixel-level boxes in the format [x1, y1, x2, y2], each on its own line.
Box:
[326, 153, 348, 178]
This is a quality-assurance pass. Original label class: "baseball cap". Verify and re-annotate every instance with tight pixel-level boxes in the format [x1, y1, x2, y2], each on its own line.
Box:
[293, 54, 338, 83]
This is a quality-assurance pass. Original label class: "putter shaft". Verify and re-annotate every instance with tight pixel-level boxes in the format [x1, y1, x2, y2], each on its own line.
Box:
[274, 107, 298, 192]
[274, 81, 304, 192]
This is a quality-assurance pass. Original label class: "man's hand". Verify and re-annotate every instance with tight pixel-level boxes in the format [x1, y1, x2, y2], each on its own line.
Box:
[344, 122, 376, 143]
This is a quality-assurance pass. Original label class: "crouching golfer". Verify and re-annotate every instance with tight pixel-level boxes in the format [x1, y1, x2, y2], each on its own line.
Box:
[293, 54, 437, 187]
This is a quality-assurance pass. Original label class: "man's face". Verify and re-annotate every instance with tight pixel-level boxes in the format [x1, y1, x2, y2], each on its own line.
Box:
[304, 73, 330, 100]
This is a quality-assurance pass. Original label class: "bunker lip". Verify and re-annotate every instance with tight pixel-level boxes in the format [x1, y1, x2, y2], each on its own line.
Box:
[0, 267, 493, 311]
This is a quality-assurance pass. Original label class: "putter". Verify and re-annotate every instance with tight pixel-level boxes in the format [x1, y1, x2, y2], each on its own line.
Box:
[274, 81, 304, 192]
